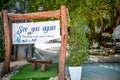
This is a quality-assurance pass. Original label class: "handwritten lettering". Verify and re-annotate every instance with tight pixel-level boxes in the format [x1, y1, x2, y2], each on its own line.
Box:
[42, 25, 56, 33]
[13, 21, 60, 44]
[17, 26, 28, 35]
[15, 38, 36, 43]
[31, 27, 40, 34]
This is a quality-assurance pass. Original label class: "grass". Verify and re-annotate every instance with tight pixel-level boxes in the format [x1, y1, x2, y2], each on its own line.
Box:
[11, 63, 58, 80]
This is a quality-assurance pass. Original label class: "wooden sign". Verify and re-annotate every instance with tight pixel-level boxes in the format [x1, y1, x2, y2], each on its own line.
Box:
[12, 20, 60, 44]
[1, 6, 68, 80]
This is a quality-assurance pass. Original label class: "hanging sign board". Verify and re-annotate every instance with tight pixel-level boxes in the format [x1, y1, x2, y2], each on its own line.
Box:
[12, 20, 60, 44]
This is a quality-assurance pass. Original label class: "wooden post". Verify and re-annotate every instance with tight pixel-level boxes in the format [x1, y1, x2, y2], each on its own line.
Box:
[32, 63, 37, 70]
[2, 10, 12, 73]
[59, 6, 68, 80]
[1, 6, 68, 79]
[41, 63, 47, 72]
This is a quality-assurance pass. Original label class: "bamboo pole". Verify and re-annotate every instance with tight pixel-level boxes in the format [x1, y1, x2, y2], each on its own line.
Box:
[2, 10, 12, 73]
[8, 10, 60, 21]
[59, 6, 68, 80]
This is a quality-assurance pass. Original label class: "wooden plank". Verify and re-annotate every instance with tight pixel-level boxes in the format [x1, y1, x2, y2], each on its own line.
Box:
[2, 10, 12, 73]
[32, 63, 37, 70]
[8, 10, 60, 20]
[40, 63, 47, 72]
[28, 59, 52, 64]
[58, 6, 68, 80]
[28, 59, 52, 72]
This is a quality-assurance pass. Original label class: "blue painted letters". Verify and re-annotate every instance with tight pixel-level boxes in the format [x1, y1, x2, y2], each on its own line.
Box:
[17, 26, 28, 35]
[42, 25, 56, 33]
[31, 27, 40, 34]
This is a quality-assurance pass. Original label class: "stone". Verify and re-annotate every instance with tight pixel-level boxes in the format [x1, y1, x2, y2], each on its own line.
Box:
[54, 76, 58, 80]
[1, 65, 23, 80]
[49, 77, 56, 80]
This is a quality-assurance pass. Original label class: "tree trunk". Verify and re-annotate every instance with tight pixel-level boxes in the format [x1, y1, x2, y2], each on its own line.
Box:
[90, 21, 95, 36]
[87, 15, 96, 39]
[98, 11, 104, 35]
[107, 3, 120, 33]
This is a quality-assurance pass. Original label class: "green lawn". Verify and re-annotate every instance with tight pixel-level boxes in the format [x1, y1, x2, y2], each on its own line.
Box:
[11, 63, 58, 80]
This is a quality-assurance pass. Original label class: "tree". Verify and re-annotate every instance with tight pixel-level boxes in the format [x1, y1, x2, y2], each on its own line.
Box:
[1, 0, 119, 40]
[0, 0, 15, 11]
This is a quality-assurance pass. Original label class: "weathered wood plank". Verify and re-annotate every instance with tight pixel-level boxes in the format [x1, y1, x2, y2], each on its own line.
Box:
[28, 59, 52, 72]
[59, 6, 68, 80]
[28, 59, 52, 64]
[8, 10, 60, 20]
[2, 10, 12, 73]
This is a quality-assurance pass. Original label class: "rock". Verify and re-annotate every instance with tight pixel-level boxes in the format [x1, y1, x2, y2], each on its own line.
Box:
[49, 77, 56, 80]
[1, 77, 9, 80]
[1, 65, 23, 80]
[49, 76, 58, 80]
[49, 76, 71, 80]
[65, 75, 70, 80]
[54, 76, 58, 80]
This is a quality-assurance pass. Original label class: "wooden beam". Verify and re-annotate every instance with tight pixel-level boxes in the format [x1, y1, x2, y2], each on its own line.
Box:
[59, 6, 68, 80]
[8, 10, 60, 21]
[1, 6, 69, 80]
[2, 10, 12, 73]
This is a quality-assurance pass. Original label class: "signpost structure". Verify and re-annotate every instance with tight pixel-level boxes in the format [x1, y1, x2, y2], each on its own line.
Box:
[0, 6, 68, 80]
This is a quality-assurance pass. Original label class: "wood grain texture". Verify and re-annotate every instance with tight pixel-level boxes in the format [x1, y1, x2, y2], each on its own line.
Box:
[8, 10, 60, 20]
[59, 6, 68, 80]
[2, 10, 12, 73]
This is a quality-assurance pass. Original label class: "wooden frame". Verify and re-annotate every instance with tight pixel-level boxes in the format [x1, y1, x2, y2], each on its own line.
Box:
[0, 6, 68, 80]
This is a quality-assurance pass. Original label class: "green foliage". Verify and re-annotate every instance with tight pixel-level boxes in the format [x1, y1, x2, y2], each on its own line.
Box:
[0, 23, 5, 62]
[26, 0, 42, 12]
[18, 0, 120, 38]
[0, 0, 15, 10]
[1, 0, 120, 40]
[67, 8, 89, 66]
